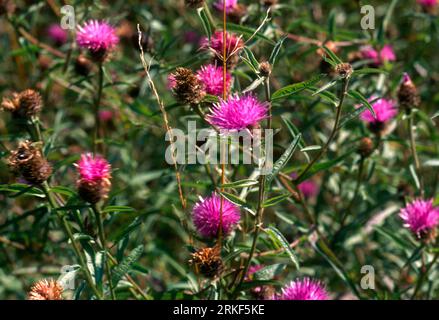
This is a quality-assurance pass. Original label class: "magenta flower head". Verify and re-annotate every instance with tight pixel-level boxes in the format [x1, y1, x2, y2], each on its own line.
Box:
[360, 45, 396, 65]
[207, 94, 268, 130]
[360, 97, 398, 126]
[417, 0, 438, 8]
[192, 192, 240, 238]
[75, 153, 112, 204]
[400, 199, 439, 240]
[278, 278, 329, 300]
[196, 64, 231, 96]
[76, 20, 119, 62]
[290, 173, 319, 198]
[214, 0, 238, 13]
[380, 45, 396, 63]
[201, 31, 244, 69]
[47, 24, 68, 46]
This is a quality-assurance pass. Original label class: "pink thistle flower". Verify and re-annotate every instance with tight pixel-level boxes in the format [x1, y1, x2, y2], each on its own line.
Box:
[200, 31, 244, 69]
[380, 45, 396, 63]
[360, 98, 398, 125]
[75, 153, 112, 204]
[207, 94, 268, 130]
[400, 199, 439, 238]
[47, 24, 68, 45]
[167, 74, 177, 90]
[290, 172, 320, 198]
[76, 20, 119, 60]
[417, 0, 438, 8]
[278, 278, 329, 300]
[99, 109, 114, 122]
[196, 64, 231, 96]
[192, 192, 240, 238]
[213, 0, 238, 13]
[360, 46, 379, 63]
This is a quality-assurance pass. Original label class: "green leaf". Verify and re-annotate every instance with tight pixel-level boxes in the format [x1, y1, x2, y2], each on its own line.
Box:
[112, 245, 144, 287]
[322, 45, 342, 65]
[253, 264, 286, 280]
[197, 8, 212, 40]
[409, 164, 420, 190]
[347, 90, 376, 119]
[243, 47, 260, 71]
[338, 105, 367, 128]
[353, 68, 388, 76]
[265, 133, 301, 186]
[269, 35, 287, 66]
[262, 193, 291, 208]
[225, 23, 275, 45]
[102, 206, 136, 213]
[271, 74, 326, 101]
[221, 179, 259, 189]
[264, 226, 300, 269]
[203, 94, 220, 104]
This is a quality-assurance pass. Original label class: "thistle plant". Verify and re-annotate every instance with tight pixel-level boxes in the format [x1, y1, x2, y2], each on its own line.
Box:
[0, 0, 438, 302]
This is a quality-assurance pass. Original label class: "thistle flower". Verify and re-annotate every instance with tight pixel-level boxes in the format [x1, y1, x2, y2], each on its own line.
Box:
[8, 141, 52, 185]
[190, 246, 223, 278]
[1, 89, 42, 118]
[28, 279, 63, 300]
[168, 67, 206, 105]
[192, 192, 240, 238]
[400, 199, 439, 240]
[47, 24, 68, 46]
[360, 45, 396, 65]
[75, 153, 112, 204]
[397, 73, 420, 112]
[196, 64, 231, 96]
[277, 278, 329, 300]
[360, 98, 398, 132]
[290, 173, 320, 199]
[76, 20, 119, 62]
[417, 0, 438, 8]
[207, 94, 268, 130]
[213, 0, 238, 13]
[200, 31, 244, 69]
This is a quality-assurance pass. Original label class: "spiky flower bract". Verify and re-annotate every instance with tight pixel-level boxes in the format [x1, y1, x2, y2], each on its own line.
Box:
[278, 278, 328, 300]
[192, 192, 240, 238]
[75, 153, 112, 204]
[196, 64, 231, 96]
[76, 20, 119, 61]
[28, 279, 63, 300]
[213, 0, 238, 13]
[400, 199, 439, 238]
[207, 94, 268, 130]
[360, 98, 398, 125]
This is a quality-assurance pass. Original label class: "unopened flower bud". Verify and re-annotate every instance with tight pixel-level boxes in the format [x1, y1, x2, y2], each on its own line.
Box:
[74, 54, 93, 76]
[168, 68, 206, 105]
[358, 137, 374, 158]
[8, 141, 52, 185]
[398, 73, 420, 112]
[28, 279, 63, 300]
[189, 246, 223, 278]
[259, 61, 272, 77]
[335, 63, 353, 79]
[1, 89, 42, 118]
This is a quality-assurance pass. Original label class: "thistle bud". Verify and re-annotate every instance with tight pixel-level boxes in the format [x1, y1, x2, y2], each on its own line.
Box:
[397, 73, 420, 112]
[335, 63, 353, 79]
[358, 137, 374, 158]
[189, 246, 223, 278]
[75, 153, 112, 204]
[185, 0, 205, 8]
[28, 279, 63, 300]
[168, 68, 206, 105]
[259, 61, 272, 77]
[74, 54, 93, 76]
[8, 141, 52, 185]
[1, 89, 43, 118]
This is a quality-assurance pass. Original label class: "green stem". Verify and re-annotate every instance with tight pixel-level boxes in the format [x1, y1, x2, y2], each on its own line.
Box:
[92, 204, 116, 300]
[340, 157, 364, 226]
[408, 113, 424, 197]
[411, 251, 438, 299]
[41, 182, 102, 299]
[296, 78, 349, 182]
[93, 63, 104, 154]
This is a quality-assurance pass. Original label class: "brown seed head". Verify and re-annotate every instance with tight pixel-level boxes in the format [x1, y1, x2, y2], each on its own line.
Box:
[259, 61, 272, 77]
[1, 89, 42, 118]
[8, 141, 52, 185]
[28, 279, 63, 300]
[169, 67, 206, 105]
[189, 246, 223, 278]
[335, 63, 353, 79]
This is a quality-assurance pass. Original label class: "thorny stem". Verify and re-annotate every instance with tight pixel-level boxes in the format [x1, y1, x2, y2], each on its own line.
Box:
[92, 204, 116, 300]
[295, 78, 349, 183]
[41, 182, 103, 299]
[408, 113, 425, 197]
[93, 63, 104, 154]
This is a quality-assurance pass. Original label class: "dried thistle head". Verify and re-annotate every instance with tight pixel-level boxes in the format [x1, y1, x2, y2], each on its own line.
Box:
[398, 73, 420, 112]
[8, 141, 52, 185]
[28, 279, 63, 300]
[1, 89, 43, 118]
[259, 61, 272, 77]
[185, 0, 205, 9]
[168, 67, 206, 105]
[334, 63, 353, 79]
[189, 246, 223, 278]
